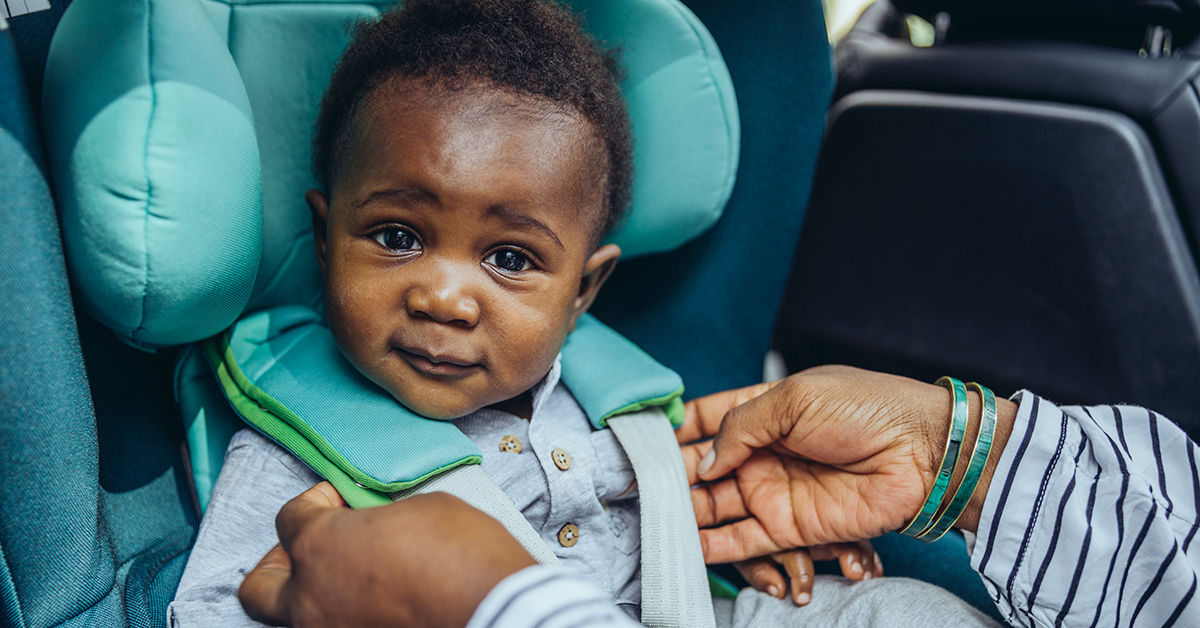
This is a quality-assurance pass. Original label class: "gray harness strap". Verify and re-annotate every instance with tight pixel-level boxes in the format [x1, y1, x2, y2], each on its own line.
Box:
[609, 408, 717, 628]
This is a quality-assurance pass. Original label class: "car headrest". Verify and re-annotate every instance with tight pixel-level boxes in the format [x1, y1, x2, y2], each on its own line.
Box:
[42, 0, 739, 349]
[893, 0, 1200, 32]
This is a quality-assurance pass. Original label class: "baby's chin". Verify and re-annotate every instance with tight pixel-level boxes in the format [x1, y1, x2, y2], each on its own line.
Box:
[384, 388, 489, 421]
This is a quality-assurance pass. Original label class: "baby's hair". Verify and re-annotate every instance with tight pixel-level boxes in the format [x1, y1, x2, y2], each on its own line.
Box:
[313, 0, 632, 239]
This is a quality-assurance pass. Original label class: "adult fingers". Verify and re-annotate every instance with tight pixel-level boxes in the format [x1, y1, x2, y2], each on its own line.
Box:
[689, 477, 750, 528]
[698, 518, 787, 564]
[773, 549, 815, 606]
[678, 382, 779, 445]
[734, 557, 787, 600]
[238, 544, 294, 626]
[699, 382, 799, 481]
[680, 440, 714, 486]
[274, 482, 346, 552]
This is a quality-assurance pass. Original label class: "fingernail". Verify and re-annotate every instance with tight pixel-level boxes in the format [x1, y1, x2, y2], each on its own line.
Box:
[796, 592, 811, 605]
[850, 560, 862, 574]
[767, 586, 780, 598]
[698, 449, 715, 475]
[863, 571, 873, 580]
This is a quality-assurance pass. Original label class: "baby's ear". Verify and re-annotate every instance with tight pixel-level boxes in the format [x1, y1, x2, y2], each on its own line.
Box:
[306, 189, 331, 275]
[570, 244, 620, 331]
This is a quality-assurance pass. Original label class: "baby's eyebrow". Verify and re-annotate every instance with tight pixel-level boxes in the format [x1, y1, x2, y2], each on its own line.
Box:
[486, 205, 564, 250]
[349, 188, 434, 213]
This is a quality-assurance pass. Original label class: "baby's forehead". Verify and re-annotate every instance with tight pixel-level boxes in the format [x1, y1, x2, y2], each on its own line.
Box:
[344, 79, 610, 230]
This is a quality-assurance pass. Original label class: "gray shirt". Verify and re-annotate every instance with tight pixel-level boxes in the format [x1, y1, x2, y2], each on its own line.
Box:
[168, 357, 642, 627]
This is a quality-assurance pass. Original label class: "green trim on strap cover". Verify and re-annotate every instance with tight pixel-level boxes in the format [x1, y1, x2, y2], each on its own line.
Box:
[203, 337, 480, 508]
[202, 339, 389, 509]
[603, 392, 686, 428]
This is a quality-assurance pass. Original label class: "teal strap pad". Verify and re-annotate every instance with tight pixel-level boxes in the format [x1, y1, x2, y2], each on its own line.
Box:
[207, 306, 482, 508]
[206, 306, 684, 508]
[564, 314, 685, 429]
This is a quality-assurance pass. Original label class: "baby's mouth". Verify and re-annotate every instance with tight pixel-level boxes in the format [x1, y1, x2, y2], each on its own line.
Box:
[395, 346, 481, 376]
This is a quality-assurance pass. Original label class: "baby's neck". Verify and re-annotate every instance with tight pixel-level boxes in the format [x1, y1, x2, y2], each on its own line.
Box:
[486, 390, 534, 420]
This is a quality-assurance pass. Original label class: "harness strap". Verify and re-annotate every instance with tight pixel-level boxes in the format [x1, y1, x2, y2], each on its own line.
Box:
[390, 464, 563, 568]
[609, 408, 717, 628]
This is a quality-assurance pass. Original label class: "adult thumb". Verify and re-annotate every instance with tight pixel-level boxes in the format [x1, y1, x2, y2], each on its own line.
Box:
[699, 379, 800, 481]
[239, 544, 294, 626]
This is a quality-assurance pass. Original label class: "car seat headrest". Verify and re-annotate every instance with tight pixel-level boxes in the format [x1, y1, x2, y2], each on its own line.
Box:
[42, 0, 262, 348]
[893, 0, 1200, 33]
[42, 0, 739, 349]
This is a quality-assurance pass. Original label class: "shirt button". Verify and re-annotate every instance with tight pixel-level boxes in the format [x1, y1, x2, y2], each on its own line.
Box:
[551, 448, 572, 471]
[558, 523, 580, 547]
[499, 435, 523, 453]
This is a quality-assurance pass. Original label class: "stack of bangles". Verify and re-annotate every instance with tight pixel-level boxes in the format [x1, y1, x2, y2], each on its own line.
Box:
[897, 376, 998, 543]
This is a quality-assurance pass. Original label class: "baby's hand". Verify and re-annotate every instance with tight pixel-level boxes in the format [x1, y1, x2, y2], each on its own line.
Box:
[733, 540, 883, 606]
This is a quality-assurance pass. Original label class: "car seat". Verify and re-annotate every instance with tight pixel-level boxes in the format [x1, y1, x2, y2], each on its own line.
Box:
[4, 1, 996, 627]
[775, 0, 1200, 437]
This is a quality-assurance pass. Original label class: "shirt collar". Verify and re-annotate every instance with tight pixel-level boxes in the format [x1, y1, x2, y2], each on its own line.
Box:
[527, 353, 563, 419]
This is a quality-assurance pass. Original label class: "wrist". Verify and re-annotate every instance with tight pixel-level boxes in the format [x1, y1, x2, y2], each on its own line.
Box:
[953, 395, 1017, 533]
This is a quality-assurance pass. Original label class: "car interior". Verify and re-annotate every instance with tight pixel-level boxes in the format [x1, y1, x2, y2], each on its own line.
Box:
[3, 0, 1196, 627]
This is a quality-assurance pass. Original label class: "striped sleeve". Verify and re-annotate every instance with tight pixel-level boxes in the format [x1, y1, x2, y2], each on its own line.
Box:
[972, 392, 1200, 628]
[466, 566, 642, 628]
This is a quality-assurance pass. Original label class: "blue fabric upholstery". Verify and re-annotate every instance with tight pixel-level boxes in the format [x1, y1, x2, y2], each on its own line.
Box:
[0, 24, 198, 628]
[592, 0, 833, 399]
[0, 28, 120, 628]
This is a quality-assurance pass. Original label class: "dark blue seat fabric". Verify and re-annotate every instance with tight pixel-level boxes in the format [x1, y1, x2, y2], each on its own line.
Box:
[593, 0, 834, 400]
[0, 22, 197, 628]
[0, 25, 119, 628]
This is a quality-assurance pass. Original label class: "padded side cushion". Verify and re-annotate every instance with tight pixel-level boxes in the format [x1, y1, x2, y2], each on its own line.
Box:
[42, 0, 262, 348]
[572, 0, 740, 258]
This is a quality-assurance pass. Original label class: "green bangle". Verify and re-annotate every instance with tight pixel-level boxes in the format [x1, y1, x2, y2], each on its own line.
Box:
[916, 382, 997, 543]
[898, 376, 968, 539]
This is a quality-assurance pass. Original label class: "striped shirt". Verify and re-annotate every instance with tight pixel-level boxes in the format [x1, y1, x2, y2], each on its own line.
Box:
[470, 393, 1200, 628]
[973, 392, 1200, 627]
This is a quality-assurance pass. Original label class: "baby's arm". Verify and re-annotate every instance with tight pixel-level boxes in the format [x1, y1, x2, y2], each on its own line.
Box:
[169, 429, 322, 628]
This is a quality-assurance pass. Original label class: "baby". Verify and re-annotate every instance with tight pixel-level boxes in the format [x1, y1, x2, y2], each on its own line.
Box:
[169, 1, 999, 626]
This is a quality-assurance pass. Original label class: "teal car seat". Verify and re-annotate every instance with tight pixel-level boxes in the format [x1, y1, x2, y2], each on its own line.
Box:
[3, 0, 997, 626]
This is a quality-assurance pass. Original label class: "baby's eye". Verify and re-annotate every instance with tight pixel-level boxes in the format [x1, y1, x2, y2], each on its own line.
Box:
[375, 228, 420, 252]
[486, 249, 530, 273]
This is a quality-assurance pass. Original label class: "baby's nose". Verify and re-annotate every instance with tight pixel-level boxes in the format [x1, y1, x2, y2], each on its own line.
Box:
[406, 266, 480, 327]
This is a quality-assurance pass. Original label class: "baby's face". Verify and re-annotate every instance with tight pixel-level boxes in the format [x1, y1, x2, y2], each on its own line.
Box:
[309, 81, 618, 419]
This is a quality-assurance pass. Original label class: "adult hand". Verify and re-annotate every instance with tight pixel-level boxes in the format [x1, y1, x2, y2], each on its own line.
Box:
[239, 482, 537, 628]
[677, 365, 1016, 564]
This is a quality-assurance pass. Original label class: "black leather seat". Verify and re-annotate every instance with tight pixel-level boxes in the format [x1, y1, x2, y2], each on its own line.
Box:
[775, 0, 1200, 435]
